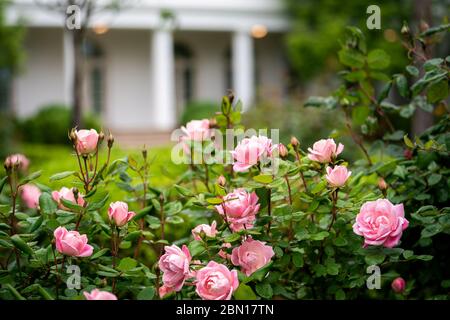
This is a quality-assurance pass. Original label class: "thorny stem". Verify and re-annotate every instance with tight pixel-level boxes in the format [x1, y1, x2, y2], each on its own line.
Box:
[293, 145, 308, 191]
[155, 196, 166, 298]
[285, 175, 295, 241]
[267, 188, 272, 234]
[343, 109, 373, 166]
[134, 153, 149, 259]
[327, 189, 339, 232]
[8, 170, 22, 278]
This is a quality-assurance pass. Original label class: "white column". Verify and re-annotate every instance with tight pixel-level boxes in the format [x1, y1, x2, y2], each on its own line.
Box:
[151, 28, 176, 130]
[63, 30, 74, 107]
[232, 30, 254, 111]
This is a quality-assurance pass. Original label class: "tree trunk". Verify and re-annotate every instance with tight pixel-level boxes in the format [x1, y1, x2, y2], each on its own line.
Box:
[411, 0, 434, 135]
[71, 29, 83, 128]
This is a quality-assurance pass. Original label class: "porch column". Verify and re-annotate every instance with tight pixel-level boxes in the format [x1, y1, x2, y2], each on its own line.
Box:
[63, 30, 74, 107]
[232, 30, 254, 111]
[151, 27, 176, 130]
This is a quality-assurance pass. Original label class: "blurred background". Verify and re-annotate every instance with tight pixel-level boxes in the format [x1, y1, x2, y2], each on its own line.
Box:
[0, 0, 448, 164]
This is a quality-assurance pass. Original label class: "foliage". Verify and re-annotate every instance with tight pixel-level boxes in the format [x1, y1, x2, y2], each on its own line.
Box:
[180, 101, 218, 125]
[0, 23, 448, 301]
[284, 0, 412, 81]
[19, 105, 101, 145]
[0, 0, 25, 72]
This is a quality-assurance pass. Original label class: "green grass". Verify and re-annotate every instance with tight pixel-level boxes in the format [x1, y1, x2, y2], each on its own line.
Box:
[20, 144, 186, 203]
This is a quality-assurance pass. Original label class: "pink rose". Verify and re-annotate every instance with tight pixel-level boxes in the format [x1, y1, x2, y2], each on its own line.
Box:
[181, 119, 211, 141]
[195, 261, 239, 300]
[84, 289, 117, 300]
[231, 135, 274, 172]
[353, 199, 409, 248]
[20, 184, 41, 209]
[192, 221, 218, 241]
[308, 138, 344, 163]
[215, 188, 260, 232]
[75, 129, 99, 155]
[158, 245, 192, 297]
[52, 187, 85, 209]
[326, 165, 351, 187]
[5, 154, 30, 171]
[53, 226, 93, 257]
[231, 238, 274, 276]
[277, 143, 288, 158]
[108, 201, 136, 227]
[391, 277, 406, 293]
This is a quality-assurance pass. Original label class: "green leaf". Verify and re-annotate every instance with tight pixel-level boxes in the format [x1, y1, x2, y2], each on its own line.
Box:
[406, 65, 419, 77]
[173, 184, 193, 197]
[310, 231, 329, 241]
[338, 48, 365, 68]
[224, 233, 241, 243]
[60, 198, 84, 212]
[335, 289, 346, 300]
[0, 176, 8, 194]
[86, 192, 109, 211]
[117, 257, 138, 272]
[304, 96, 337, 110]
[394, 74, 409, 98]
[21, 171, 42, 185]
[292, 252, 304, 268]
[137, 287, 155, 300]
[377, 81, 392, 103]
[253, 175, 273, 184]
[364, 252, 385, 265]
[188, 240, 206, 257]
[39, 192, 57, 216]
[29, 215, 43, 233]
[166, 216, 184, 224]
[311, 181, 326, 194]
[206, 197, 223, 205]
[415, 255, 433, 261]
[234, 283, 257, 300]
[49, 171, 76, 181]
[352, 106, 370, 125]
[10, 234, 34, 255]
[403, 250, 414, 260]
[427, 80, 448, 103]
[367, 49, 390, 70]
[5, 284, 26, 300]
[255, 283, 273, 299]
[403, 135, 415, 148]
[427, 173, 442, 186]
[90, 248, 109, 260]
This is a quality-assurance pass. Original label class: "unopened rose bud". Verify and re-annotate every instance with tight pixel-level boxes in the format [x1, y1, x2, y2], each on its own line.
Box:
[159, 193, 165, 204]
[69, 128, 78, 144]
[391, 277, 406, 294]
[227, 90, 235, 105]
[217, 175, 226, 187]
[401, 23, 410, 35]
[107, 133, 114, 149]
[278, 143, 288, 158]
[404, 149, 413, 160]
[290, 136, 299, 147]
[142, 147, 147, 160]
[98, 131, 105, 144]
[378, 178, 388, 191]
[72, 187, 79, 202]
[209, 118, 217, 128]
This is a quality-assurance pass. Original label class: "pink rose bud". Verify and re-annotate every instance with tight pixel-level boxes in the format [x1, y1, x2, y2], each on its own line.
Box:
[75, 129, 99, 155]
[308, 138, 344, 163]
[215, 188, 260, 232]
[217, 175, 226, 187]
[52, 187, 85, 209]
[378, 178, 388, 190]
[195, 261, 239, 300]
[84, 289, 117, 300]
[20, 184, 41, 209]
[326, 165, 351, 187]
[4, 154, 30, 171]
[107, 201, 136, 227]
[353, 199, 409, 248]
[181, 119, 211, 141]
[53, 226, 93, 257]
[290, 136, 299, 147]
[391, 277, 406, 293]
[231, 135, 273, 172]
[192, 221, 218, 241]
[231, 238, 275, 276]
[278, 143, 288, 158]
[158, 245, 192, 298]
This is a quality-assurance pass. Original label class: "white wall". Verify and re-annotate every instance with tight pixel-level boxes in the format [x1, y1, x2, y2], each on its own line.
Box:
[95, 29, 152, 131]
[14, 28, 65, 117]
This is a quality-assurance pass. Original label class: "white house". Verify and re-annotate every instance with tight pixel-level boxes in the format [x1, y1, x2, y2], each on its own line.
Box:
[5, 0, 290, 144]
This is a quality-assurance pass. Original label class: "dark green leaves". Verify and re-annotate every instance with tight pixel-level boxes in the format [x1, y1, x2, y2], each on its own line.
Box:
[39, 192, 57, 215]
[367, 49, 390, 70]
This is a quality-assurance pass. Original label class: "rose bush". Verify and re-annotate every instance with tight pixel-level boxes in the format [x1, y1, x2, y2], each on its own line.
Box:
[0, 24, 448, 300]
